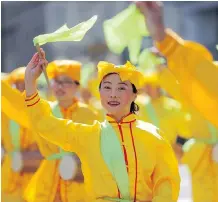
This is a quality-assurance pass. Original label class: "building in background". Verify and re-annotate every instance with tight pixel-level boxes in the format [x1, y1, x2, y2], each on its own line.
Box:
[1, 1, 218, 72]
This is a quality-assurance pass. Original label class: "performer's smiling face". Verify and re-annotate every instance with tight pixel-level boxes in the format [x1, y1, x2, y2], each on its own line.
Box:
[99, 73, 136, 117]
[51, 75, 79, 101]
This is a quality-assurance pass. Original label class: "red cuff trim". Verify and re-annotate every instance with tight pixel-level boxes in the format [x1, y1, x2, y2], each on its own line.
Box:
[27, 98, 40, 107]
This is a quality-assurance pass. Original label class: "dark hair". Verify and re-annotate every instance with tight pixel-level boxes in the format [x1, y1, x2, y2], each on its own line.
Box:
[130, 84, 139, 114]
[99, 73, 140, 114]
[74, 81, 80, 86]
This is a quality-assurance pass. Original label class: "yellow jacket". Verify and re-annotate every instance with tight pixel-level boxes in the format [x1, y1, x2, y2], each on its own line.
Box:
[136, 95, 190, 145]
[24, 92, 180, 202]
[156, 29, 218, 128]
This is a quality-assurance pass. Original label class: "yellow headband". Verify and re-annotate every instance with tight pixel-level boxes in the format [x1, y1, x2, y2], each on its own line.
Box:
[47, 60, 81, 82]
[97, 61, 145, 89]
[8, 67, 26, 84]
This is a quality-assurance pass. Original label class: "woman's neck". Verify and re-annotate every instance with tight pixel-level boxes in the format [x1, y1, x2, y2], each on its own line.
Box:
[109, 111, 131, 123]
[58, 98, 76, 109]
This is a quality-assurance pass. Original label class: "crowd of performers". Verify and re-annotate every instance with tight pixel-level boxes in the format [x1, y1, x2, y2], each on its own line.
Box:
[1, 2, 218, 202]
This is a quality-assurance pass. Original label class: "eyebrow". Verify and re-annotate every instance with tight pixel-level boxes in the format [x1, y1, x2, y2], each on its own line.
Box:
[102, 81, 128, 86]
[118, 82, 128, 86]
[102, 81, 112, 84]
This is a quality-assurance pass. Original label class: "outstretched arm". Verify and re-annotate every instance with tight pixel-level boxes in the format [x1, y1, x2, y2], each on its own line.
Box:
[136, 1, 218, 128]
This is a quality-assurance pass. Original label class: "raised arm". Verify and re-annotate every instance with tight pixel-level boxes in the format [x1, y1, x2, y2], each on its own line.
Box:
[25, 93, 97, 153]
[136, 1, 218, 128]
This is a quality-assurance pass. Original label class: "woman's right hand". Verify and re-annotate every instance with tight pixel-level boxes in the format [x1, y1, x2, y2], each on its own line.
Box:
[136, 1, 165, 42]
[25, 48, 48, 84]
[25, 49, 48, 96]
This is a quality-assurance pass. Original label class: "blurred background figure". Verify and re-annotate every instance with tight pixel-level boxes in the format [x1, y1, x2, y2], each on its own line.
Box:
[1, 67, 43, 202]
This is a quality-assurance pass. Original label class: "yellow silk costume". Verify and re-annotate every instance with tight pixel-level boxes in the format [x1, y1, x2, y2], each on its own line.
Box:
[23, 61, 180, 202]
[1, 68, 40, 202]
[158, 58, 218, 202]
[155, 29, 218, 128]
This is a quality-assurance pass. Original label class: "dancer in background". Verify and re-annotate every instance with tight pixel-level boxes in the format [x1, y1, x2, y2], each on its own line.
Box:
[1, 67, 43, 202]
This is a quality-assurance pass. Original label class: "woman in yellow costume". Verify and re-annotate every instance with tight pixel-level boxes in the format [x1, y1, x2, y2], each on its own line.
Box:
[23, 49, 180, 202]
[1, 67, 43, 202]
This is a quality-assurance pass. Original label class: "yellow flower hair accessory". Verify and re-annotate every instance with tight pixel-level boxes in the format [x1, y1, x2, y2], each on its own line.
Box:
[97, 60, 145, 89]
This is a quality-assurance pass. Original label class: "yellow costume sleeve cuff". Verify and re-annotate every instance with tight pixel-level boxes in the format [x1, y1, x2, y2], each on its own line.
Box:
[155, 28, 185, 58]
[25, 91, 40, 107]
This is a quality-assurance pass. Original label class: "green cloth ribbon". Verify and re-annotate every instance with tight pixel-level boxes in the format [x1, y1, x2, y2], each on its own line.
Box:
[101, 120, 131, 200]
[46, 101, 73, 160]
[33, 15, 97, 46]
[9, 120, 20, 152]
[103, 4, 149, 64]
[138, 49, 165, 73]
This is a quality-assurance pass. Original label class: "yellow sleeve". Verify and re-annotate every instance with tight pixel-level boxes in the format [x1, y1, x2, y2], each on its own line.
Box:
[152, 139, 180, 202]
[1, 80, 30, 129]
[159, 68, 186, 105]
[25, 92, 99, 155]
[32, 131, 59, 157]
[156, 29, 218, 128]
